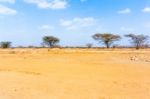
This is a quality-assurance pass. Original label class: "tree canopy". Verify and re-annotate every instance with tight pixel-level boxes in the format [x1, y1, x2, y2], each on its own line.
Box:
[125, 34, 149, 49]
[0, 41, 11, 48]
[43, 36, 59, 47]
[92, 33, 121, 48]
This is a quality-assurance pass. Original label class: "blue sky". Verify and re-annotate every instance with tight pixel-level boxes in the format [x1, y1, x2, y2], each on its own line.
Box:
[0, 0, 150, 47]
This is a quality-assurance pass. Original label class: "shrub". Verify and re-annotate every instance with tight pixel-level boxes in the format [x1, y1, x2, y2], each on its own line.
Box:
[0, 41, 11, 48]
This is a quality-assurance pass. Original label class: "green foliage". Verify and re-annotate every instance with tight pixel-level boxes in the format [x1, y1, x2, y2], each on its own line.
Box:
[43, 36, 60, 47]
[0, 41, 11, 48]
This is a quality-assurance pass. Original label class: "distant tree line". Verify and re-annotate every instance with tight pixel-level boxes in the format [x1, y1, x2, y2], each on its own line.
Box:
[0, 33, 149, 50]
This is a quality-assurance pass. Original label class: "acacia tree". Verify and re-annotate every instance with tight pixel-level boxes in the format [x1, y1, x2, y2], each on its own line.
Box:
[43, 36, 59, 47]
[0, 41, 11, 48]
[125, 34, 149, 49]
[86, 43, 93, 48]
[92, 33, 121, 48]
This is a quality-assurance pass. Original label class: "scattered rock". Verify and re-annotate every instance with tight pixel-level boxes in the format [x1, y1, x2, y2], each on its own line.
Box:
[145, 60, 150, 62]
[130, 56, 138, 61]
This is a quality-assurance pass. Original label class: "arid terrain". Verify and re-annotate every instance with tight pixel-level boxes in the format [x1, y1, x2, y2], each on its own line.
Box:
[0, 48, 150, 99]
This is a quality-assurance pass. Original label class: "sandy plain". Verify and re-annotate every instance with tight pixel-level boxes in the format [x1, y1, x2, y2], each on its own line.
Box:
[0, 48, 150, 99]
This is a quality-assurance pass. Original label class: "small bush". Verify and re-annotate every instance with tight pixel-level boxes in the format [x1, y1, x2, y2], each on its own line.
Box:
[86, 43, 93, 48]
[52, 45, 62, 48]
[0, 41, 11, 48]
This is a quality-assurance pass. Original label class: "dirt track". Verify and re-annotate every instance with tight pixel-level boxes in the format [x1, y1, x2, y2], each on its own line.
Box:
[0, 48, 150, 99]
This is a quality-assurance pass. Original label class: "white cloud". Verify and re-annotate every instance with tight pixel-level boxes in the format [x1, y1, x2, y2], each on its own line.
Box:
[118, 8, 131, 14]
[0, 4, 17, 15]
[142, 7, 150, 13]
[144, 22, 150, 28]
[24, 0, 68, 9]
[40, 25, 54, 30]
[120, 27, 134, 32]
[60, 17, 97, 30]
[0, 0, 15, 4]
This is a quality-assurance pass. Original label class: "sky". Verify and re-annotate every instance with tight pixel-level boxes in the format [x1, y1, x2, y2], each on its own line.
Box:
[0, 0, 150, 47]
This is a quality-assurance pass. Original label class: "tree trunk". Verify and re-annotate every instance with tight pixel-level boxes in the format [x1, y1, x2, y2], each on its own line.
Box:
[136, 44, 140, 50]
[136, 46, 139, 50]
[106, 42, 110, 48]
[48, 42, 52, 48]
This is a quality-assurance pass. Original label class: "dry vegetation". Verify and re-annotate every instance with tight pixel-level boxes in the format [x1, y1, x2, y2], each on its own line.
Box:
[0, 48, 150, 99]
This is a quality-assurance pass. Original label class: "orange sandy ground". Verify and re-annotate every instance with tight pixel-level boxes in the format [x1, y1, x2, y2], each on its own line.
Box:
[0, 48, 150, 99]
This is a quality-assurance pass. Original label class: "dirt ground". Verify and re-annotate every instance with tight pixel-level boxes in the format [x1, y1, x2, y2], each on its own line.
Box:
[0, 48, 150, 99]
